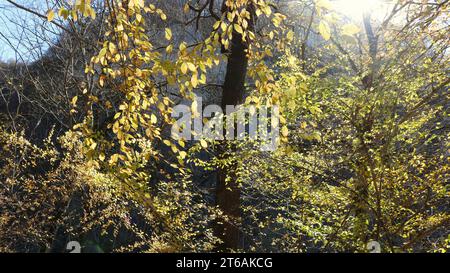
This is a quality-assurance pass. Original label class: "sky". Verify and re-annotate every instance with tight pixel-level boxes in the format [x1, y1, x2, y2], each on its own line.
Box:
[0, 0, 54, 62]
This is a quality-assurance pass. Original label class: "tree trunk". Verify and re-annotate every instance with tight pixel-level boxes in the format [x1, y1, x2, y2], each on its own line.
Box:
[214, 2, 251, 252]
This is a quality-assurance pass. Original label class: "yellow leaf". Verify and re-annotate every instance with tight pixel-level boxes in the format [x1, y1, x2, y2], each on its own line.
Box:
[136, 13, 142, 23]
[47, 10, 55, 22]
[58, 8, 69, 19]
[99, 47, 107, 58]
[108, 42, 116, 54]
[288, 100, 296, 110]
[179, 42, 187, 52]
[109, 154, 119, 164]
[178, 139, 185, 148]
[220, 22, 227, 32]
[342, 24, 360, 36]
[191, 100, 198, 115]
[191, 74, 199, 88]
[281, 126, 289, 137]
[319, 21, 331, 41]
[287, 30, 294, 41]
[71, 96, 78, 107]
[213, 21, 221, 30]
[136, 0, 145, 8]
[187, 62, 196, 72]
[166, 44, 173, 53]
[163, 139, 172, 146]
[171, 144, 178, 153]
[151, 114, 157, 124]
[165, 28, 172, 40]
[234, 24, 243, 34]
[200, 139, 208, 149]
[181, 63, 188, 74]
[315, 0, 332, 10]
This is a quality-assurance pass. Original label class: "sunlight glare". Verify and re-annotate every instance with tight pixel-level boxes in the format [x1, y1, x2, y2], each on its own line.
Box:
[332, 0, 390, 21]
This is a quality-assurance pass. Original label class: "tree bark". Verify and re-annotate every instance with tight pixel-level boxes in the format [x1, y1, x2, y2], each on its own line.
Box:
[214, 1, 251, 252]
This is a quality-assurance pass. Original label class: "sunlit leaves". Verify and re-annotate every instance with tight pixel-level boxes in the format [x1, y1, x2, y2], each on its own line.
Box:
[56, 0, 304, 249]
[71, 96, 78, 107]
[128, 0, 145, 9]
[286, 30, 294, 42]
[3, 0, 450, 254]
[165, 28, 172, 40]
[191, 74, 199, 88]
[58, 7, 69, 19]
[281, 126, 289, 137]
[319, 21, 331, 40]
[234, 24, 244, 34]
[200, 139, 208, 149]
[46, 10, 55, 21]
[342, 23, 360, 36]
[315, 0, 333, 10]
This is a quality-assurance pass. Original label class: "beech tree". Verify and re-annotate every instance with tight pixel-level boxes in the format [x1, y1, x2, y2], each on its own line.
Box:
[0, 0, 448, 253]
